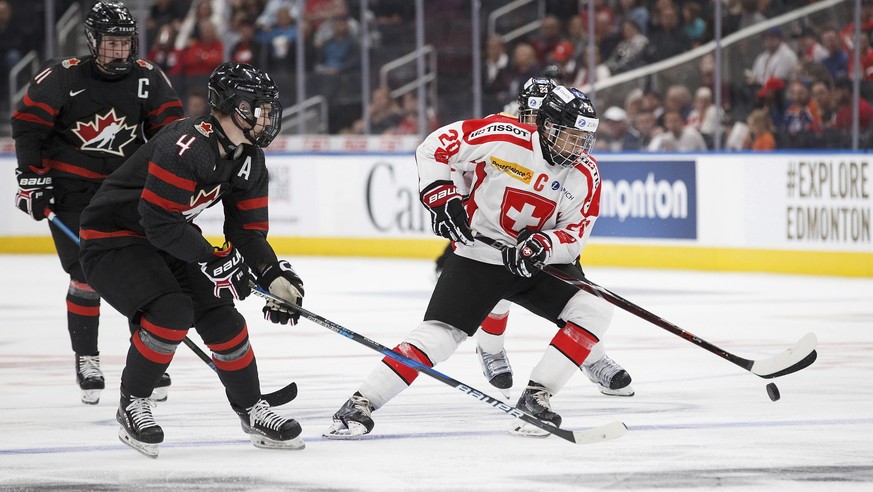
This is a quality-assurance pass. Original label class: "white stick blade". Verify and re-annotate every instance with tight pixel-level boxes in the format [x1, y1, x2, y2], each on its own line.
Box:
[571, 420, 628, 444]
[751, 332, 818, 377]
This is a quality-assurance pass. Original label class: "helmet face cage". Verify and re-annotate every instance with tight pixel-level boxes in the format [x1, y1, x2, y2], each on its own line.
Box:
[517, 77, 556, 125]
[84, 1, 138, 75]
[208, 63, 283, 148]
[536, 86, 599, 168]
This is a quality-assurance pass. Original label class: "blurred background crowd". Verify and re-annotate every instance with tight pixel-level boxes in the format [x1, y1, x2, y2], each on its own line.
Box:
[2, 0, 871, 150]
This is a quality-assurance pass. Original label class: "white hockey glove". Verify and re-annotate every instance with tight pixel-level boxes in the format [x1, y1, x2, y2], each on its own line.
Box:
[258, 260, 305, 325]
[502, 229, 552, 277]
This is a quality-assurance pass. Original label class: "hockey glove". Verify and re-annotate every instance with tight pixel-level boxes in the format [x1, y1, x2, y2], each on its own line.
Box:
[15, 169, 53, 221]
[199, 242, 254, 300]
[258, 260, 305, 325]
[502, 229, 552, 277]
[421, 180, 474, 245]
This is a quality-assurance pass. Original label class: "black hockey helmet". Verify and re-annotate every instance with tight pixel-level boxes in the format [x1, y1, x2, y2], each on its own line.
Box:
[536, 86, 599, 168]
[208, 62, 283, 148]
[84, 1, 138, 76]
[517, 77, 556, 125]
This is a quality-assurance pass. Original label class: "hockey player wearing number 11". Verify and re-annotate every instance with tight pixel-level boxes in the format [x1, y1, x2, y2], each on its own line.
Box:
[325, 86, 617, 439]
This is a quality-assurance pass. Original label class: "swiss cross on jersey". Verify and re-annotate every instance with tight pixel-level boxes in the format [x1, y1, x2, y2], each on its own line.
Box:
[72, 108, 138, 156]
[500, 188, 556, 236]
[183, 185, 223, 221]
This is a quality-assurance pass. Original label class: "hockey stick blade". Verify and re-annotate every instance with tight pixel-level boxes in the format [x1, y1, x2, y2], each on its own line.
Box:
[263, 382, 298, 406]
[250, 285, 627, 445]
[475, 234, 818, 380]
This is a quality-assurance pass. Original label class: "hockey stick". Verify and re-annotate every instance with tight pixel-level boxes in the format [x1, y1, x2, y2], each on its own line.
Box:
[476, 234, 818, 379]
[250, 284, 627, 445]
[44, 210, 297, 406]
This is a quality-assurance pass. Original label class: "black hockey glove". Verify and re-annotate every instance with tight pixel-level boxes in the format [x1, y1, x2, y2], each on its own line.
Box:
[421, 180, 474, 245]
[258, 260, 305, 325]
[502, 229, 552, 277]
[199, 242, 255, 300]
[15, 169, 53, 221]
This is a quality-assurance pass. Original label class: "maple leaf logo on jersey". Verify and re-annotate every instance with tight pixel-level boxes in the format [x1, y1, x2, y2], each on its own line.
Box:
[72, 108, 138, 157]
[182, 185, 222, 221]
[135, 59, 153, 70]
[62, 58, 81, 69]
[196, 121, 214, 137]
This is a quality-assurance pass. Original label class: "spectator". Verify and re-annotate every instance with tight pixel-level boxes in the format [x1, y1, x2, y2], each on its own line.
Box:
[147, 25, 183, 78]
[744, 108, 777, 150]
[392, 92, 438, 135]
[256, 0, 302, 30]
[597, 106, 642, 151]
[781, 80, 822, 148]
[506, 43, 541, 105]
[573, 46, 610, 92]
[646, 6, 691, 64]
[615, 0, 649, 36]
[699, 53, 731, 111]
[623, 88, 644, 121]
[811, 80, 837, 128]
[648, 110, 707, 151]
[176, 0, 227, 50]
[257, 7, 298, 72]
[604, 19, 648, 74]
[756, 76, 788, 131]
[313, 1, 365, 50]
[664, 85, 693, 120]
[634, 110, 662, 149]
[839, 0, 873, 51]
[847, 30, 873, 81]
[686, 87, 719, 146]
[642, 88, 664, 122]
[548, 41, 577, 83]
[314, 13, 360, 76]
[346, 85, 402, 135]
[180, 20, 224, 83]
[230, 18, 263, 66]
[795, 26, 827, 63]
[184, 87, 210, 118]
[833, 77, 873, 132]
[482, 35, 513, 114]
[681, 2, 707, 47]
[529, 15, 565, 65]
[820, 27, 849, 81]
[145, 0, 187, 47]
[736, 0, 767, 32]
[748, 27, 797, 85]
[594, 10, 622, 61]
[566, 15, 587, 55]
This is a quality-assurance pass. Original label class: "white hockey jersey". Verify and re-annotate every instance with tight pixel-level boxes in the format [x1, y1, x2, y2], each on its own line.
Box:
[416, 114, 602, 267]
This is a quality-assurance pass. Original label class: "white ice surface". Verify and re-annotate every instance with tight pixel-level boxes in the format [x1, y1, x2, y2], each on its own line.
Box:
[0, 255, 871, 491]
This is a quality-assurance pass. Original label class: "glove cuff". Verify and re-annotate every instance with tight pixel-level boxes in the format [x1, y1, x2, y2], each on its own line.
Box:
[421, 180, 459, 208]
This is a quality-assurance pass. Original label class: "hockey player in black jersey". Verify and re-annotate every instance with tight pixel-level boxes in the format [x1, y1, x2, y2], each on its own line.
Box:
[11, 1, 183, 405]
[79, 62, 305, 458]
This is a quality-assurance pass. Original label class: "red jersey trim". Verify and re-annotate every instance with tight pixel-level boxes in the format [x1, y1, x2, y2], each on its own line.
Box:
[80, 228, 145, 240]
[242, 222, 269, 231]
[12, 111, 53, 127]
[237, 197, 268, 210]
[148, 161, 196, 191]
[43, 159, 108, 179]
[148, 100, 183, 116]
[23, 93, 59, 116]
[208, 325, 249, 351]
[141, 188, 187, 212]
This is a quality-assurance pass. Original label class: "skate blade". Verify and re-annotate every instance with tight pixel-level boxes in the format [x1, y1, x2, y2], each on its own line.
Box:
[81, 389, 101, 405]
[118, 428, 159, 459]
[507, 421, 553, 438]
[322, 421, 370, 440]
[599, 386, 635, 397]
[149, 387, 169, 403]
[249, 434, 305, 450]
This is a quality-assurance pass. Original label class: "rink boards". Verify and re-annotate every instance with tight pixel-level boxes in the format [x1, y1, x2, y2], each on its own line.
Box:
[0, 150, 870, 277]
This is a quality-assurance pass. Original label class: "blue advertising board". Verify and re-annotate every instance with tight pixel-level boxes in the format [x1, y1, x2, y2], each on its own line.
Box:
[592, 160, 697, 239]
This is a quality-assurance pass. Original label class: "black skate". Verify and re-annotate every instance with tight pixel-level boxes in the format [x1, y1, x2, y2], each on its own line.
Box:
[233, 399, 304, 450]
[509, 381, 561, 438]
[116, 388, 164, 459]
[582, 356, 634, 397]
[76, 354, 105, 405]
[323, 393, 375, 439]
[476, 346, 513, 397]
[149, 373, 172, 402]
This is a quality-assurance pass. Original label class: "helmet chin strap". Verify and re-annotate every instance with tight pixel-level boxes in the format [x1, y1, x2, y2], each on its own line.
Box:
[211, 116, 246, 159]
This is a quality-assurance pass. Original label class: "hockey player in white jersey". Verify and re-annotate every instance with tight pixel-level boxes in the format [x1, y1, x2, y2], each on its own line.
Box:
[473, 77, 634, 398]
[325, 86, 620, 439]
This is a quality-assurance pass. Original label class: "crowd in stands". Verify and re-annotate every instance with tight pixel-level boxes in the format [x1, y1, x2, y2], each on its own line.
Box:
[3, 0, 872, 148]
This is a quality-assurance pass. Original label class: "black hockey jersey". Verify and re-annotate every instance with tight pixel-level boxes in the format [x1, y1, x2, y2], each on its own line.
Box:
[12, 56, 183, 181]
[80, 116, 278, 269]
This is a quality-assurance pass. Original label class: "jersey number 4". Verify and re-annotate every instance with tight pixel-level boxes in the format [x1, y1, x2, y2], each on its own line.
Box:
[176, 135, 196, 156]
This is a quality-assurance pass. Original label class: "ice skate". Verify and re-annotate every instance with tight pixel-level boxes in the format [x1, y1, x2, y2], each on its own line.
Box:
[116, 388, 163, 459]
[582, 355, 634, 397]
[76, 354, 105, 405]
[509, 381, 561, 438]
[323, 393, 374, 439]
[149, 373, 171, 403]
[234, 399, 304, 450]
[476, 346, 513, 397]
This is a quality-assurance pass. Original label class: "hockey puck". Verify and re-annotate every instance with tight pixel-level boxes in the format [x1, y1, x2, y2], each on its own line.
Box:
[766, 382, 780, 402]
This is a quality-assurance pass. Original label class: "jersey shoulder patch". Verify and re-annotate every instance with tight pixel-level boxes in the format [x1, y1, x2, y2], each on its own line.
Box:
[135, 59, 154, 70]
[61, 58, 84, 69]
[461, 117, 534, 149]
